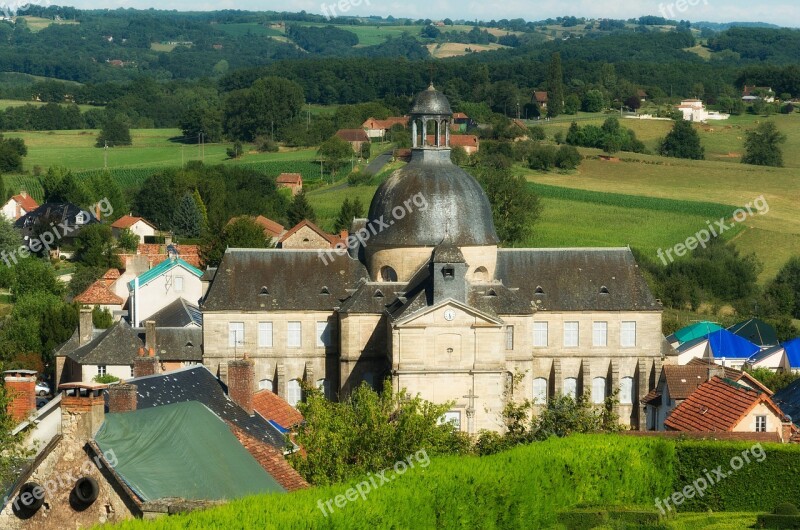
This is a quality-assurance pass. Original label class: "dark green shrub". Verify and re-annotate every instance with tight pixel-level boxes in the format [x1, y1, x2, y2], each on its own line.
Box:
[558, 508, 609, 529]
[775, 503, 800, 515]
[756, 514, 800, 529]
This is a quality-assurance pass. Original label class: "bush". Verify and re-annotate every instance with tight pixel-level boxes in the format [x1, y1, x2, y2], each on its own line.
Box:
[528, 144, 557, 170]
[555, 145, 582, 169]
[756, 514, 800, 529]
[775, 503, 800, 516]
[255, 136, 280, 152]
[528, 126, 546, 141]
[93, 374, 120, 384]
[347, 169, 373, 187]
[558, 508, 609, 529]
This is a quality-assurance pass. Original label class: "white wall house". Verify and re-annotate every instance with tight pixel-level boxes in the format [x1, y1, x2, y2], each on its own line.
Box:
[128, 258, 203, 327]
[111, 215, 158, 243]
[1, 192, 38, 221]
[676, 100, 730, 123]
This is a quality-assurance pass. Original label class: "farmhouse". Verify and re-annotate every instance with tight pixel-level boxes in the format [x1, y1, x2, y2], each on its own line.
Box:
[110, 214, 157, 244]
[335, 128, 370, 153]
[200, 85, 664, 434]
[276, 173, 303, 196]
[1, 191, 38, 221]
[362, 116, 408, 139]
[676, 99, 730, 123]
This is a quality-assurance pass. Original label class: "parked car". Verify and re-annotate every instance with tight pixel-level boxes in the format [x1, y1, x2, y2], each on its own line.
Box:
[35, 381, 50, 396]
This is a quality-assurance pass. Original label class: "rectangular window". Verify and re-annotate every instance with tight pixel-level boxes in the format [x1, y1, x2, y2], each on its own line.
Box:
[621, 321, 637, 348]
[533, 322, 548, 348]
[593, 322, 608, 347]
[287, 321, 302, 349]
[563, 322, 579, 348]
[258, 322, 273, 348]
[316, 321, 331, 348]
[287, 380, 303, 407]
[174, 275, 184, 293]
[228, 322, 244, 348]
[756, 415, 767, 433]
[98, 365, 106, 376]
[505, 326, 514, 350]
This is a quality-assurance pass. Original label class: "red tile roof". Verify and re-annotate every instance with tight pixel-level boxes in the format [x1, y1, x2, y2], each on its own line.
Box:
[426, 134, 479, 148]
[74, 280, 124, 306]
[276, 173, 303, 185]
[362, 117, 408, 130]
[103, 268, 121, 280]
[685, 358, 773, 395]
[452, 112, 469, 120]
[253, 389, 304, 428]
[11, 193, 38, 212]
[278, 219, 341, 247]
[228, 215, 285, 239]
[111, 214, 157, 230]
[336, 129, 370, 143]
[228, 423, 308, 492]
[534, 91, 549, 103]
[120, 244, 201, 268]
[664, 376, 784, 432]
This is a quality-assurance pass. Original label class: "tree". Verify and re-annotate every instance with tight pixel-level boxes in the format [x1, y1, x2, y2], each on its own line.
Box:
[223, 77, 305, 142]
[290, 382, 470, 485]
[68, 265, 106, 297]
[450, 145, 469, 166]
[96, 115, 131, 147]
[555, 145, 582, 169]
[200, 216, 273, 268]
[582, 89, 607, 113]
[742, 121, 787, 167]
[333, 197, 364, 232]
[659, 119, 705, 160]
[226, 141, 243, 159]
[473, 165, 542, 244]
[624, 95, 642, 110]
[116, 228, 139, 252]
[73, 224, 122, 269]
[192, 188, 209, 235]
[286, 189, 317, 227]
[173, 192, 203, 238]
[11, 258, 62, 301]
[92, 305, 114, 329]
[133, 171, 178, 230]
[546, 52, 564, 117]
[563, 94, 580, 115]
[0, 135, 26, 173]
[531, 392, 620, 440]
[318, 135, 353, 175]
[179, 97, 223, 144]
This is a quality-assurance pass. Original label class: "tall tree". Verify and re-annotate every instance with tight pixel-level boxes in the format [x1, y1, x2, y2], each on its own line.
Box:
[286, 189, 317, 227]
[659, 119, 705, 160]
[173, 192, 203, 238]
[200, 217, 272, 268]
[472, 164, 542, 244]
[73, 224, 122, 269]
[223, 77, 305, 142]
[333, 197, 364, 232]
[192, 188, 209, 234]
[742, 121, 787, 167]
[95, 114, 132, 147]
[546, 52, 564, 118]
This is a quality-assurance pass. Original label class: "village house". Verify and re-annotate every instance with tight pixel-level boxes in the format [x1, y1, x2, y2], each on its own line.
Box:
[14, 202, 98, 254]
[676, 99, 730, 123]
[276, 173, 303, 196]
[200, 85, 664, 434]
[742, 85, 775, 102]
[228, 215, 286, 244]
[533, 90, 548, 109]
[127, 255, 203, 327]
[749, 338, 800, 372]
[73, 272, 126, 320]
[335, 128, 370, 154]
[277, 219, 346, 250]
[426, 134, 480, 154]
[1, 191, 38, 221]
[362, 117, 408, 140]
[668, 328, 760, 368]
[451, 112, 473, 133]
[110, 214, 157, 244]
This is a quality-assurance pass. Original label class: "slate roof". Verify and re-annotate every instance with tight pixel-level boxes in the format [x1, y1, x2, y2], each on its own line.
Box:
[134, 327, 202, 362]
[252, 390, 303, 429]
[203, 249, 368, 312]
[127, 257, 203, 291]
[410, 84, 452, 115]
[665, 376, 782, 432]
[147, 298, 202, 328]
[67, 320, 142, 366]
[773, 376, 800, 425]
[728, 318, 778, 347]
[661, 365, 710, 400]
[14, 202, 95, 230]
[338, 281, 403, 314]
[495, 248, 661, 312]
[120, 365, 287, 449]
[73, 280, 125, 306]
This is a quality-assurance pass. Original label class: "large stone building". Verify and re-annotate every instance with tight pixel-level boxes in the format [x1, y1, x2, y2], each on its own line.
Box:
[201, 85, 663, 433]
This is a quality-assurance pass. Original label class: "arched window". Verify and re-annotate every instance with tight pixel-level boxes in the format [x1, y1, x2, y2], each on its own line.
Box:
[380, 266, 398, 282]
[473, 266, 489, 282]
[563, 377, 577, 398]
[287, 380, 302, 407]
[258, 379, 274, 392]
[620, 377, 635, 405]
[532, 378, 548, 403]
[592, 377, 607, 404]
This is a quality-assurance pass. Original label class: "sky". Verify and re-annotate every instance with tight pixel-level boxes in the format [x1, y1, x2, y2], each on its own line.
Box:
[24, 0, 800, 27]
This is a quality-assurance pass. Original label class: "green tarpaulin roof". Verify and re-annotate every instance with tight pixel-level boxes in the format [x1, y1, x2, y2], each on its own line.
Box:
[95, 401, 285, 502]
[674, 321, 723, 344]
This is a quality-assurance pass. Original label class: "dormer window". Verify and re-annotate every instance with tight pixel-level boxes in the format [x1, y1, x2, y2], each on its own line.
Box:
[600, 286, 610, 295]
[535, 286, 545, 295]
[442, 265, 455, 281]
[259, 286, 269, 296]
[486, 288, 497, 297]
[320, 286, 331, 295]
[373, 289, 385, 298]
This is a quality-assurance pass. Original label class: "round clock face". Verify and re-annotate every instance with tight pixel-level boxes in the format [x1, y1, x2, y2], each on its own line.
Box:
[444, 309, 455, 321]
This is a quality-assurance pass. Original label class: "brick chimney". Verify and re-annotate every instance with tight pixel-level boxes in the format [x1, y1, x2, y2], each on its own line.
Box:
[227, 356, 255, 415]
[145, 320, 157, 353]
[133, 347, 160, 378]
[79, 307, 94, 346]
[107, 383, 138, 413]
[60, 383, 107, 439]
[3, 370, 37, 422]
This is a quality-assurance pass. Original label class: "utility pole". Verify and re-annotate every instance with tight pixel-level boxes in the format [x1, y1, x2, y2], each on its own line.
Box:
[104, 141, 108, 169]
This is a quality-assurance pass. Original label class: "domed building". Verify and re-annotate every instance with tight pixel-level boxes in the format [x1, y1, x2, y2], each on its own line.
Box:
[201, 86, 663, 433]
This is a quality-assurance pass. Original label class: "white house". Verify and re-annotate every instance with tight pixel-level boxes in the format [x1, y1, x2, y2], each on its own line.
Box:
[676, 99, 729, 123]
[128, 256, 203, 327]
[1, 191, 39, 221]
[111, 214, 158, 243]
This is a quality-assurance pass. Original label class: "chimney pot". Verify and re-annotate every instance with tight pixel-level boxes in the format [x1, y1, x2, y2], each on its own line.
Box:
[227, 358, 255, 415]
[60, 383, 106, 439]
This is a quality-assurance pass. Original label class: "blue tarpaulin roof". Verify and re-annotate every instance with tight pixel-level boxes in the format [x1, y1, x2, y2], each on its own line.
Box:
[783, 338, 800, 368]
[707, 329, 760, 359]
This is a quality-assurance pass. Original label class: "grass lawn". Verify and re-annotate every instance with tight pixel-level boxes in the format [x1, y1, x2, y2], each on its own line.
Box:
[18, 16, 78, 32]
[668, 512, 759, 529]
[0, 99, 98, 112]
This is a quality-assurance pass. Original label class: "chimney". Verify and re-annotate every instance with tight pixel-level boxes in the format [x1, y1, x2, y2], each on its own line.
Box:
[145, 320, 157, 353]
[227, 356, 255, 415]
[133, 347, 160, 378]
[60, 383, 107, 439]
[20, 190, 27, 198]
[107, 383, 138, 413]
[707, 365, 726, 381]
[3, 370, 37, 422]
[79, 307, 94, 346]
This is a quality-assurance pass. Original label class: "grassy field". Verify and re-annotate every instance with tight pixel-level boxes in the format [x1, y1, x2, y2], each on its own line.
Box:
[18, 16, 78, 32]
[427, 42, 507, 58]
[0, 99, 98, 112]
[293, 22, 421, 46]
[215, 22, 284, 38]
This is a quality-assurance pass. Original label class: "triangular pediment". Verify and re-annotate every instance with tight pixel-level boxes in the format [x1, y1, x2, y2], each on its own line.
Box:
[394, 298, 503, 328]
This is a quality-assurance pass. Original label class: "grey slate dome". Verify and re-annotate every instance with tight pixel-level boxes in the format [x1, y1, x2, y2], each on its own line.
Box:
[367, 150, 498, 248]
[410, 84, 452, 116]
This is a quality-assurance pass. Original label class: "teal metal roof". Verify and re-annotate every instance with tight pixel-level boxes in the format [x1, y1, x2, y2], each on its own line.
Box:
[673, 321, 722, 344]
[127, 257, 202, 291]
[95, 401, 285, 502]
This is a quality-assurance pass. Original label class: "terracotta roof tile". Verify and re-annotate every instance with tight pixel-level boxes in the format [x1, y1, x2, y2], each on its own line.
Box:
[685, 358, 773, 395]
[362, 117, 408, 130]
[228, 215, 285, 239]
[103, 268, 121, 280]
[228, 423, 308, 492]
[112, 214, 157, 230]
[336, 129, 370, 142]
[122, 243, 201, 268]
[11, 193, 38, 212]
[74, 280, 124, 306]
[665, 376, 783, 432]
[276, 173, 303, 185]
[253, 389, 303, 429]
[426, 134, 479, 148]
